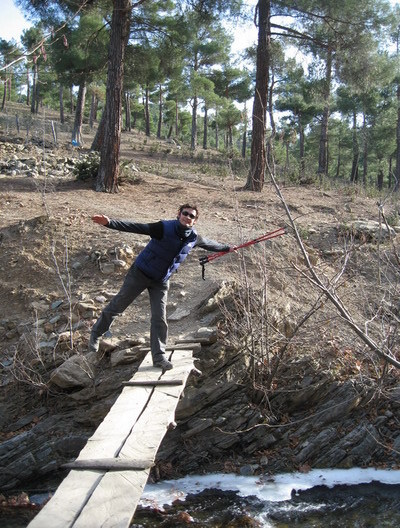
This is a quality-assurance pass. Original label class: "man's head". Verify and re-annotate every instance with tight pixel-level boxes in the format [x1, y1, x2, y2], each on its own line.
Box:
[177, 203, 198, 228]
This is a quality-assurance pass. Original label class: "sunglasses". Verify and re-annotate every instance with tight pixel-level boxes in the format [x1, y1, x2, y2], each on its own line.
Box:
[181, 211, 196, 220]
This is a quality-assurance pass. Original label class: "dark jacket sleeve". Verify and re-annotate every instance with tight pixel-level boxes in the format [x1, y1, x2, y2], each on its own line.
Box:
[195, 234, 231, 252]
[106, 220, 164, 239]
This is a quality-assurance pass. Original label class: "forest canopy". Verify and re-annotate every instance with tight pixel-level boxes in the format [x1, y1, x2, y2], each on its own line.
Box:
[1, 0, 400, 192]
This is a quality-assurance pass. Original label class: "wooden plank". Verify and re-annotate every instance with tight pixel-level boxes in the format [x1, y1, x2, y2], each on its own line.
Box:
[173, 339, 208, 347]
[75, 469, 151, 528]
[28, 349, 194, 528]
[140, 342, 202, 352]
[28, 352, 159, 528]
[62, 459, 154, 471]
[122, 379, 183, 387]
[71, 349, 194, 528]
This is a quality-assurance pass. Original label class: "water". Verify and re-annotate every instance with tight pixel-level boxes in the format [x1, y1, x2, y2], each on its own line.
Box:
[2, 469, 400, 527]
[133, 482, 400, 527]
[134, 469, 400, 527]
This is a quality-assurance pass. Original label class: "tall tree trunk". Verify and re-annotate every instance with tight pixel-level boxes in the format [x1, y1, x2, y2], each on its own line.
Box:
[157, 84, 162, 138]
[191, 94, 198, 150]
[1, 75, 7, 110]
[394, 83, 400, 191]
[90, 92, 98, 129]
[174, 97, 179, 137]
[26, 68, 30, 106]
[298, 114, 305, 178]
[30, 63, 37, 114]
[124, 92, 131, 131]
[377, 168, 383, 191]
[144, 86, 150, 136]
[59, 83, 65, 124]
[203, 105, 208, 149]
[91, 110, 106, 151]
[70, 85, 74, 114]
[241, 102, 247, 159]
[132, 105, 137, 128]
[285, 142, 290, 173]
[362, 112, 367, 186]
[266, 69, 275, 167]
[350, 110, 359, 183]
[215, 108, 219, 150]
[244, 0, 270, 191]
[228, 125, 233, 148]
[336, 138, 341, 179]
[71, 81, 87, 145]
[96, 0, 132, 192]
[35, 82, 40, 114]
[317, 46, 332, 180]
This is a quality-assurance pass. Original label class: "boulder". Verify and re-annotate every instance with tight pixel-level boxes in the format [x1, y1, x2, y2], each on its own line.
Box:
[49, 352, 96, 388]
[350, 220, 395, 240]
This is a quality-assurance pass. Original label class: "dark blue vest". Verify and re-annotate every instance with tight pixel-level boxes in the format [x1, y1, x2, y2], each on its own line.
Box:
[135, 220, 197, 282]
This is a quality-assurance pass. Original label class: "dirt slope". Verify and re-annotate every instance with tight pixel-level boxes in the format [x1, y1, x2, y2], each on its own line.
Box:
[1, 126, 400, 487]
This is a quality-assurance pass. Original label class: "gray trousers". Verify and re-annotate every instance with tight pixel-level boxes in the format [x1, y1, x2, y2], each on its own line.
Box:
[91, 265, 169, 361]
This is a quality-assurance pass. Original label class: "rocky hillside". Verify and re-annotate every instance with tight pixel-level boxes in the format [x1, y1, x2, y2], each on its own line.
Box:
[1, 125, 400, 496]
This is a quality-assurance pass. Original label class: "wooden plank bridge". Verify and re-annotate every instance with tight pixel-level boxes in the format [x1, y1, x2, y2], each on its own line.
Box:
[28, 344, 199, 528]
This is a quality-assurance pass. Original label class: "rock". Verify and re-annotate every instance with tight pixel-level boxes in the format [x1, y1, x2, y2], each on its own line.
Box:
[95, 295, 108, 303]
[75, 301, 95, 313]
[110, 346, 144, 367]
[199, 281, 236, 315]
[30, 301, 49, 312]
[72, 261, 83, 270]
[127, 336, 146, 347]
[102, 291, 118, 300]
[295, 427, 339, 465]
[350, 220, 395, 240]
[182, 418, 214, 439]
[312, 381, 362, 426]
[387, 385, 400, 408]
[168, 307, 191, 321]
[49, 353, 96, 388]
[195, 326, 218, 343]
[74, 301, 97, 319]
[112, 259, 127, 268]
[239, 464, 259, 476]
[43, 322, 54, 334]
[100, 262, 115, 274]
[393, 435, 400, 452]
[176, 380, 240, 420]
[100, 337, 120, 354]
[5, 328, 18, 340]
[39, 340, 57, 349]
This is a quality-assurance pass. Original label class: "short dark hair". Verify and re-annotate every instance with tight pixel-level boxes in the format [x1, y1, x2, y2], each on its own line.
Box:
[178, 203, 199, 218]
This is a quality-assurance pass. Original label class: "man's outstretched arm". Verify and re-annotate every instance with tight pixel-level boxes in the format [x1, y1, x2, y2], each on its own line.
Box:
[91, 215, 163, 238]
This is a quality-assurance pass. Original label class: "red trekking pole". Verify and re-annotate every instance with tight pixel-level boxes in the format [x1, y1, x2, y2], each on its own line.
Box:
[199, 226, 287, 280]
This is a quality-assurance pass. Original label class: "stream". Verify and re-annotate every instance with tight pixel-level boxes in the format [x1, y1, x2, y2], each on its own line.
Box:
[2, 468, 400, 527]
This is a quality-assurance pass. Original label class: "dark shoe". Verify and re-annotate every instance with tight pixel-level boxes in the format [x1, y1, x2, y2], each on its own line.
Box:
[88, 333, 101, 354]
[153, 358, 173, 371]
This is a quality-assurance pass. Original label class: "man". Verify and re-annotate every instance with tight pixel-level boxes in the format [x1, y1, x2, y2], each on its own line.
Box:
[89, 204, 233, 371]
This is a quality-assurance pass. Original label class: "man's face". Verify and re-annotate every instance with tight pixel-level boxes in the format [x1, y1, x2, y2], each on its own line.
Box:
[178, 208, 197, 228]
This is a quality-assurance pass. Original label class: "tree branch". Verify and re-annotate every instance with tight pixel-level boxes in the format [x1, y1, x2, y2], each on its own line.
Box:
[266, 161, 400, 370]
[270, 23, 328, 49]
